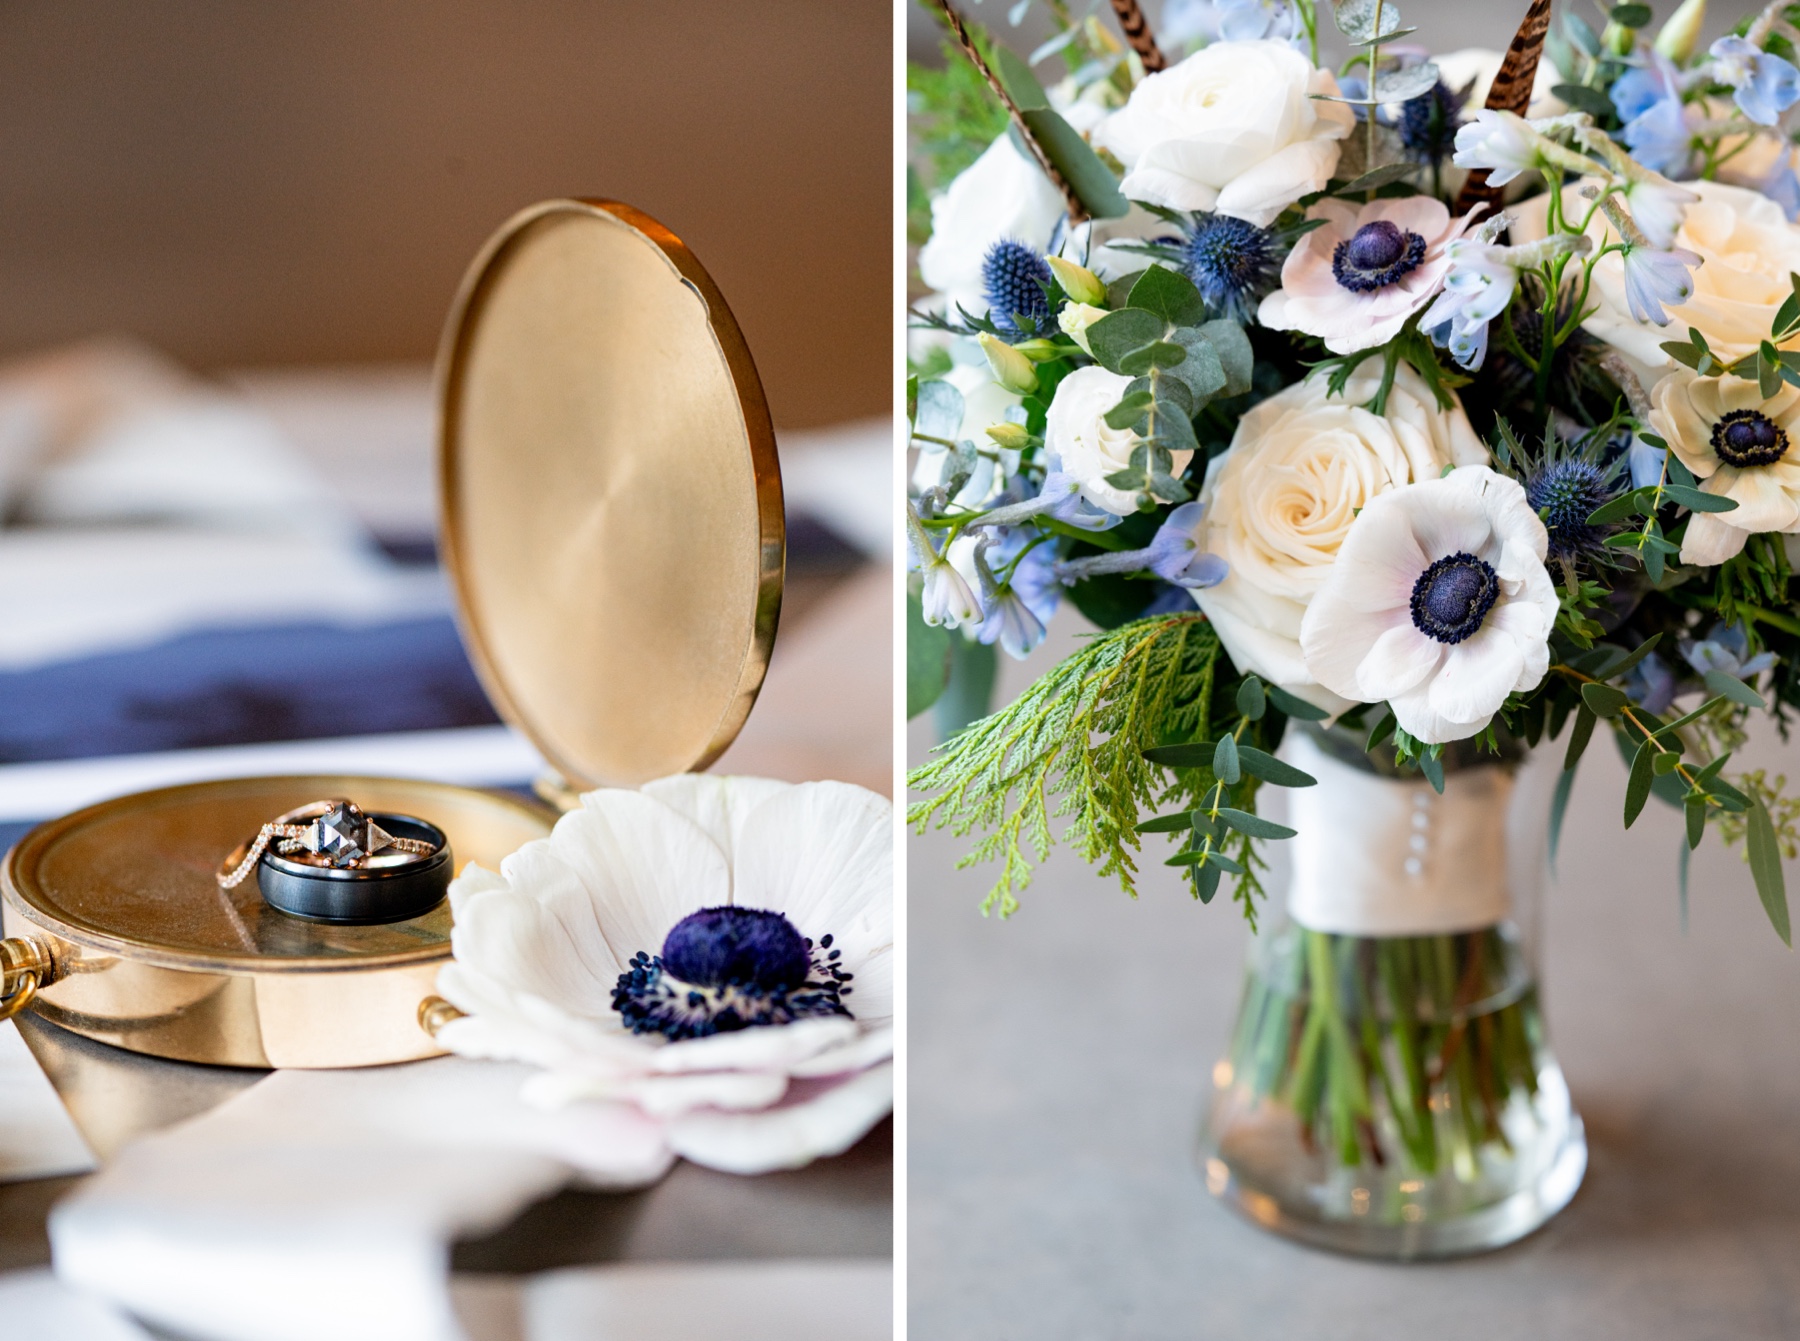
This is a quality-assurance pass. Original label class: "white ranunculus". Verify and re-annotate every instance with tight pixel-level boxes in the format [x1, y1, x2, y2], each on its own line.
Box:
[1191, 364, 1487, 710]
[1045, 365, 1191, 516]
[1301, 467, 1558, 744]
[1514, 179, 1800, 385]
[436, 775, 893, 1177]
[1093, 40, 1354, 227]
[917, 134, 1067, 321]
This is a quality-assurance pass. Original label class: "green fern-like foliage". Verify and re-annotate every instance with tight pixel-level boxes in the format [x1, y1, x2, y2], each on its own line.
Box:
[908, 613, 1241, 916]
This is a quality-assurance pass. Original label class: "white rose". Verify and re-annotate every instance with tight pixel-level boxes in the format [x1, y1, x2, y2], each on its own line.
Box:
[1093, 40, 1354, 227]
[1045, 365, 1192, 516]
[1514, 179, 1800, 385]
[918, 135, 1066, 321]
[1192, 364, 1487, 709]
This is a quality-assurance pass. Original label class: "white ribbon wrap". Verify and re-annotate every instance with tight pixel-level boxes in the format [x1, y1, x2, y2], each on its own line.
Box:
[1282, 731, 1553, 937]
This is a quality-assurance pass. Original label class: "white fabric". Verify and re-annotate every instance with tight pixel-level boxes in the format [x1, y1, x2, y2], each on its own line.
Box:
[0, 1021, 96, 1181]
[0, 725, 542, 822]
[0, 1270, 152, 1339]
[1283, 731, 1554, 936]
[51, 1058, 676, 1341]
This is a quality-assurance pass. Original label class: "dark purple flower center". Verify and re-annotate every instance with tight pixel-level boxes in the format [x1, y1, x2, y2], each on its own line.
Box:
[662, 906, 810, 991]
[1332, 221, 1427, 293]
[1710, 409, 1789, 468]
[1410, 552, 1500, 644]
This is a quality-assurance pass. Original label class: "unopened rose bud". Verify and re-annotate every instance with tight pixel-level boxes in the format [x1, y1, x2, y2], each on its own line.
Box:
[1653, 0, 1706, 62]
[978, 332, 1040, 394]
[1046, 255, 1107, 305]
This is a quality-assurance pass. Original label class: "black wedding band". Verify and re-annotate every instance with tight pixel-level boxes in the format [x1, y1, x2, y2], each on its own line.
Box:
[258, 813, 452, 924]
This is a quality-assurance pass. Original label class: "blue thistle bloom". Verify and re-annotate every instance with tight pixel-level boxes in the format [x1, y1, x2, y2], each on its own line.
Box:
[1398, 80, 1467, 162]
[982, 238, 1053, 336]
[1525, 456, 1618, 563]
[1182, 213, 1281, 323]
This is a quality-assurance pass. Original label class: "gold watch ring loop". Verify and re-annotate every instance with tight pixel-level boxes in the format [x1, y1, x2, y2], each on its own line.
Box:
[0, 971, 39, 1022]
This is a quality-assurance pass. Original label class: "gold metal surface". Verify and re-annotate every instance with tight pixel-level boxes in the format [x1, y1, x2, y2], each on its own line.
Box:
[0, 776, 554, 1068]
[417, 994, 466, 1038]
[438, 199, 784, 791]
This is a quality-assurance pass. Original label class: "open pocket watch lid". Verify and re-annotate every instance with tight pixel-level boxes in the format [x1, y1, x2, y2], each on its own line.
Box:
[437, 200, 783, 792]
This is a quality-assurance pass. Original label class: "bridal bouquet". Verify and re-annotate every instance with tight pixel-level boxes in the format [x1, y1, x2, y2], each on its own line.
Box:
[907, 0, 1800, 1233]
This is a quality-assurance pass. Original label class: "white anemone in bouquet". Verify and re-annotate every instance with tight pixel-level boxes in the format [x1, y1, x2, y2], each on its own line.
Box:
[434, 775, 892, 1177]
[1301, 466, 1559, 744]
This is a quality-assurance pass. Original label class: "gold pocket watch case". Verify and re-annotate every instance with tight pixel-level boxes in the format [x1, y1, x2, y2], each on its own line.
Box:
[0, 200, 783, 1068]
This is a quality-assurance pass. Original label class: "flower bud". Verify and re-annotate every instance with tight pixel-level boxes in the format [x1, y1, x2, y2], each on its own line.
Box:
[977, 332, 1039, 394]
[1057, 301, 1108, 356]
[1011, 338, 1064, 363]
[1045, 255, 1107, 305]
[1601, 19, 1634, 57]
[985, 422, 1031, 450]
[1653, 0, 1707, 62]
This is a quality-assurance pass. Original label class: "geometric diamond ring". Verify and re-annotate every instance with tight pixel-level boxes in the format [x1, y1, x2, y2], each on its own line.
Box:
[217, 799, 440, 890]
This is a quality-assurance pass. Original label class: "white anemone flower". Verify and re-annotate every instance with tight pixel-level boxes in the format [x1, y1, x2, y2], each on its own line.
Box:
[1300, 466, 1558, 745]
[434, 775, 893, 1177]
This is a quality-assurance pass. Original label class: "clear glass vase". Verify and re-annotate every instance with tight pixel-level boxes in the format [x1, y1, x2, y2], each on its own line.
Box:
[1198, 728, 1587, 1258]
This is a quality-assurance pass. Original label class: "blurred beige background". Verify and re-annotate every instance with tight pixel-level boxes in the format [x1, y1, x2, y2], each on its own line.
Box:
[0, 1, 890, 429]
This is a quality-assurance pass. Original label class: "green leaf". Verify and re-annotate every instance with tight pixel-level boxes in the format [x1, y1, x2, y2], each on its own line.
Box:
[1208, 850, 1246, 874]
[1553, 83, 1616, 119]
[1747, 794, 1792, 946]
[1685, 795, 1706, 850]
[1582, 682, 1631, 718]
[1192, 862, 1223, 904]
[1118, 340, 1189, 376]
[1587, 488, 1654, 525]
[1102, 391, 1156, 430]
[1085, 309, 1165, 375]
[1665, 484, 1739, 513]
[1142, 742, 1217, 769]
[1330, 0, 1412, 44]
[1266, 685, 1329, 721]
[906, 589, 951, 718]
[1336, 162, 1419, 194]
[1564, 706, 1596, 772]
[1624, 740, 1654, 828]
[1236, 746, 1318, 787]
[1217, 807, 1297, 840]
[1236, 676, 1266, 721]
[1609, 2, 1652, 25]
[1549, 762, 1577, 867]
[1600, 632, 1662, 681]
[1702, 670, 1766, 709]
[1015, 108, 1130, 220]
[1654, 695, 1727, 738]
[1653, 749, 1683, 775]
[912, 378, 965, 442]
[1418, 751, 1444, 794]
[1165, 326, 1229, 404]
[1127, 266, 1208, 327]
[1761, 341, 1784, 399]
[1198, 320, 1254, 397]
[1135, 811, 1198, 834]
[1213, 733, 1241, 785]
[1366, 707, 1396, 751]
[1664, 450, 1696, 487]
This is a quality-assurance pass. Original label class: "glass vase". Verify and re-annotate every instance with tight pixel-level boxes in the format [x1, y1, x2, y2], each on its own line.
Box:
[1198, 727, 1587, 1258]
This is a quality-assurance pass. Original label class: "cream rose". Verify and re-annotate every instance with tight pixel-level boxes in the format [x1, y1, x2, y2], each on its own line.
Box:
[1045, 366, 1192, 516]
[1515, 179, 1800, 385]
[1093, 40, 1354, 228]
[1192, 364, 1488, 709]
[917, 134, 1067, 321]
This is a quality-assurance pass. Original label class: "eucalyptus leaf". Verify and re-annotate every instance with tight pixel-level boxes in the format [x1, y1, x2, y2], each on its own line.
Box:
[1128, 266, 1208, 327]
[1582, 682, 1630, 718]
[1197, 320, 1254, 397]
[1610, 2, 1651, 26]
[1118, 340, 1189, 376]
[1236, 746, 1318, 787]
[1086, 309, 1165, 375]
[1213, 733, 1241, 785]
[1685, 795, 1706, 850]
[1747, 794, 1792, 945]
[1336, 162, 1419, 194]
[1418, 751, 1444, 794]
[1549, 762, 1576, 866]
[1665, 484, 1739, 513]
[1624, 740, 1654, 827]
[1136, 810, 1199, 834]
[1218, 807, 1296, 840]
[1664, 452, 1696, 487]
[1330, 0, 1411, 45]
[991, 45, 1051, 112]
[1564, 706, 1596, 771]
[1703, 670, 1765, 709]
[1601, 633, 1662, 681]
[1192, 862, 1222, 904]
[1267, 685, 1330, 721]
[1142, 742, 1217, 769]
[1014, 108, 1130, 219]
[1165, 326, 1229, 403]
[1236, 676, 1266, 721]
[912, 379, 965, 443]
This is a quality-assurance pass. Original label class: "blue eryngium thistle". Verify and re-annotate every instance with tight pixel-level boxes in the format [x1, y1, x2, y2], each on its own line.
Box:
[1398, 79, 1467, 162]
[1525, 456, 1617, 563]
[1182, 213, 1281, 323]
[982, 238, 1053, 335]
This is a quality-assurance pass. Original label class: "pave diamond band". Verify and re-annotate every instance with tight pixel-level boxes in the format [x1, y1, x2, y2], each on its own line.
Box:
[217, 800, 441, 891]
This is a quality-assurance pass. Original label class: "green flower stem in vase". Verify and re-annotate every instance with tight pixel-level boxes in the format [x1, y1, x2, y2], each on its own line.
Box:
[1199, 728, 1586, 1258]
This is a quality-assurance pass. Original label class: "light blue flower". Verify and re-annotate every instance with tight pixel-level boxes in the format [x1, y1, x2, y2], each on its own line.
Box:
[1625, 650, 1678, 716]
[1681, 622, 1777, 681]
[1761, 151, 1800, 221]
[1611, 62, 1672, 123]
[1051, 501, 1229, 590]
[1620, 245, 1700, 325]
[1627, 434, 1668, 489]
[970, 467, 1121, 532]
[963, 531, 1056, 660]
[1709, 36, 1800, 127]
[1621, 94, 1695, 177]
